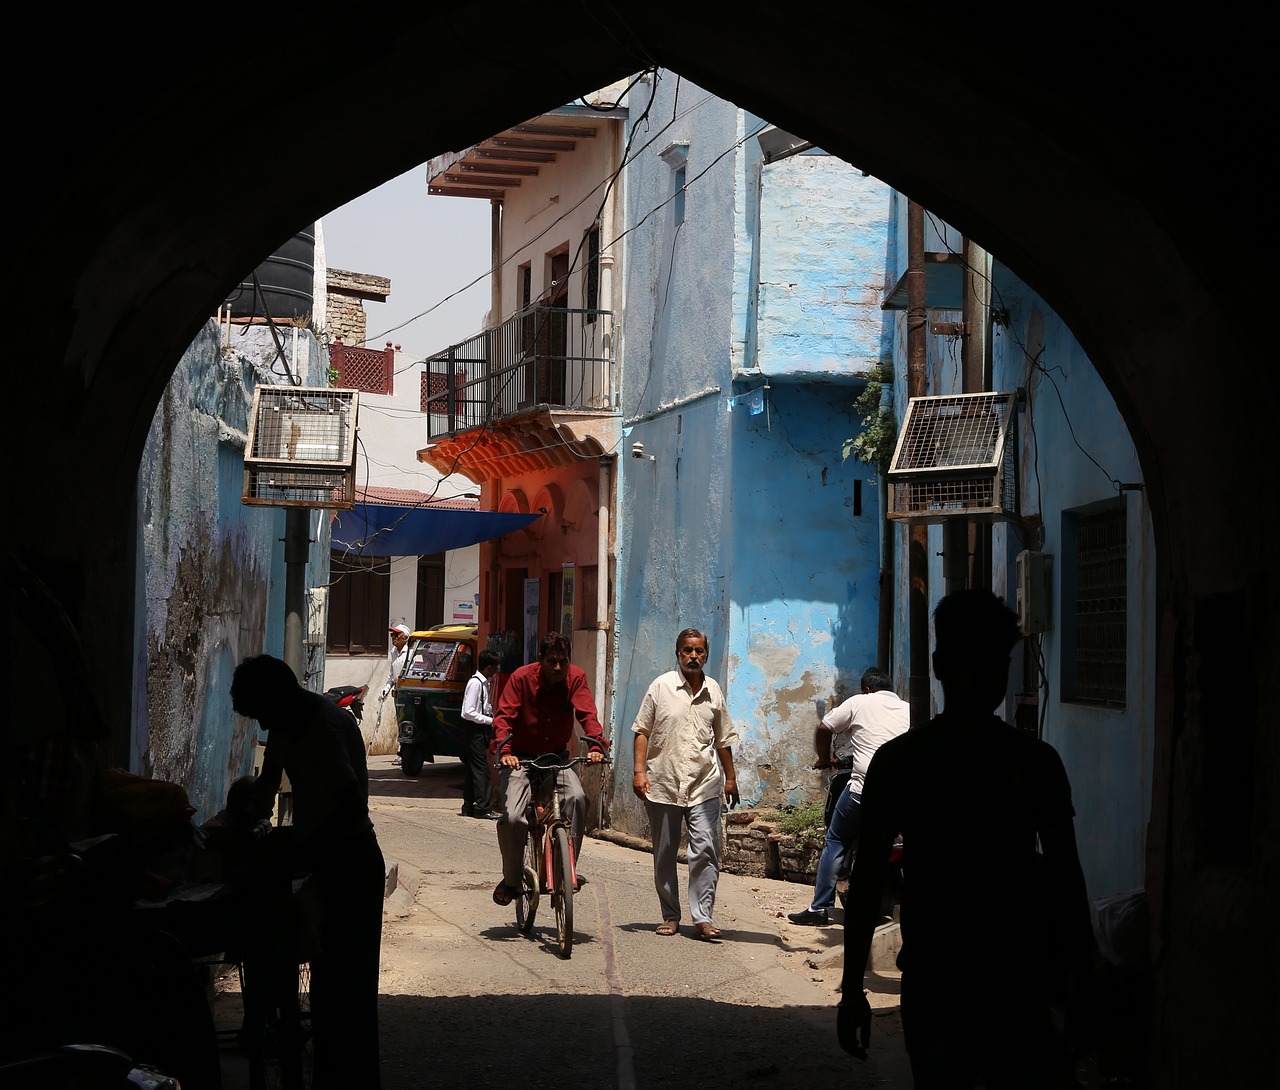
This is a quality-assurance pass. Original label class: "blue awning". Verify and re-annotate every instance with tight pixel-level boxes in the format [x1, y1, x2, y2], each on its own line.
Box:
[330, 504, 540, 557]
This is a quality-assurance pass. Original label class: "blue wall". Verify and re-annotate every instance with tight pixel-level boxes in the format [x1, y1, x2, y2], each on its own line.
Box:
[612, 76, 888, 834]
[134, 322, 331, 824]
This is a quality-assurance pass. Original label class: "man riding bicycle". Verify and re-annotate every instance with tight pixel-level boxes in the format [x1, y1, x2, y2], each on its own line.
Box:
[491, 632, 609, 906]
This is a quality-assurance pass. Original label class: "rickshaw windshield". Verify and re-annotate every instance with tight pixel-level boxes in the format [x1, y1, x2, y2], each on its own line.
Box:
[402, 639, 469, 682]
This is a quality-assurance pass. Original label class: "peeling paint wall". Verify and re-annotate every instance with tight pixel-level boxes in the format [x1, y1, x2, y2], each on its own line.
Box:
[612, 75, 886, 838]
[135, 321, 330, 823]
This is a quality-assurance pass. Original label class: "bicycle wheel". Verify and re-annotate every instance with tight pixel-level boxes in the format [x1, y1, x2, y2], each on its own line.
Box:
[516, 833, 539, 933]
[551, 824, 574, 958]
[243, 958, 313, 1090]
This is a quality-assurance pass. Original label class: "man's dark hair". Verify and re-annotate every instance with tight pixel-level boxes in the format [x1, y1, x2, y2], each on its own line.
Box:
[538, 632, 571, 660]
[933, 589, 1021, 658]
[230, 654, 299, 720]
[860, 667, 892, 693]
[675, 627, 707, 648]
[478, 648, 503, 671]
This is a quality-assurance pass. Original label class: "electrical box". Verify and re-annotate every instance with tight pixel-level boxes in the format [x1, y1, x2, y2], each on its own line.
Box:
[1016, 549, 1051, 636]
[307, 587, 328, 646]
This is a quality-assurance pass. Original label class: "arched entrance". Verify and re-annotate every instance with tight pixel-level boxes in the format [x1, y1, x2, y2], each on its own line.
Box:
[8, 8, 1273, 1086]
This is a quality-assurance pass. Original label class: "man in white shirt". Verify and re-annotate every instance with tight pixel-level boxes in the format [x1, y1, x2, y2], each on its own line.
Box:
[632, 627, 740, 940]
[460, 648, 502, 819]
[788, 667, 910, 926]
[380, 623, 411, 700]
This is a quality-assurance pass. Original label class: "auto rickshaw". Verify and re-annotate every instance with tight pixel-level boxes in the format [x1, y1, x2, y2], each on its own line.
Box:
[394, 623, 478, 776]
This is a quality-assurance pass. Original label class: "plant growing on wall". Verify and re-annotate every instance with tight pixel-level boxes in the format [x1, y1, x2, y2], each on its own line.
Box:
[842, 363, 895, 480]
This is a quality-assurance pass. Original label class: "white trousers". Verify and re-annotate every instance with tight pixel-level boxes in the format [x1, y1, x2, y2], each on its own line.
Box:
[645, 796, 722, 926]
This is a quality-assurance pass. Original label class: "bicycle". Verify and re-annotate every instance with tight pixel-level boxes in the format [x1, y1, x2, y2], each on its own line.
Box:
[510, 750, 609, 958]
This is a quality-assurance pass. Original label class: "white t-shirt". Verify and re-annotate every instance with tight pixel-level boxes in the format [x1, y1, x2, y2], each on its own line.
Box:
[821, 688, 911, 796]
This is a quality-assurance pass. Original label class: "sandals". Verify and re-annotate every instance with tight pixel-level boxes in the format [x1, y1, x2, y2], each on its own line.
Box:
[693, 922, 723, 941]
[492, 880, 518, 906]
[656, 920, 679, 936]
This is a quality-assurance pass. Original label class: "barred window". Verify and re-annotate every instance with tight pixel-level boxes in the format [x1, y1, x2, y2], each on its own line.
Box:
[1062, 501, 1127, 707]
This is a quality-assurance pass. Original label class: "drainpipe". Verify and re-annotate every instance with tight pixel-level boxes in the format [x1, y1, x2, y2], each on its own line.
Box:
[906, 200, 930, 727]
[490, 200, 502, 324]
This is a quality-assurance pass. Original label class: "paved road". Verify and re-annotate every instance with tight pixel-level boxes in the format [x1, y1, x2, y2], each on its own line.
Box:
[215, 754, 911, 1089]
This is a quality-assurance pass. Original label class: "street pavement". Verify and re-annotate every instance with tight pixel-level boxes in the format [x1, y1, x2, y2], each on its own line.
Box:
[212, 754, 914, 1089]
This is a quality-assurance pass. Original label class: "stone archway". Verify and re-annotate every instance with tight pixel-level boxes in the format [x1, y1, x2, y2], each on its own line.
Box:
[8, 8, 1274, 1085]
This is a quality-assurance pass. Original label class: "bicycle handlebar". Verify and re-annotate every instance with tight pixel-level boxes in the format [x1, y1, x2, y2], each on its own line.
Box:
[519, 751, 612, 773]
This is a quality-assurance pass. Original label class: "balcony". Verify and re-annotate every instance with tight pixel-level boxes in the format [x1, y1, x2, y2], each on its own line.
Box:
[421, 304, 615, 440]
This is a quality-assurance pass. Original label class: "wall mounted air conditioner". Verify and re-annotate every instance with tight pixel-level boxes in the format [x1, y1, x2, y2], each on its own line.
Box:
[886, 390, 1021, 523]
[242, 386, 359, 508]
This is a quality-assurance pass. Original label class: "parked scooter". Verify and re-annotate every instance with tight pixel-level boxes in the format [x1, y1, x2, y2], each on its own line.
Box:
[0, 1043, 181, 1088]
[324, 683, 368, 726]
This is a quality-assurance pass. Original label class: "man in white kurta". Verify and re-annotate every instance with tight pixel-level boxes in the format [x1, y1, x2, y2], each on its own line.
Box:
[632, 627, 740, 939]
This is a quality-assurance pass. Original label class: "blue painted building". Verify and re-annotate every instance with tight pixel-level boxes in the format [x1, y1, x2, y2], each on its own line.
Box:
[611, 75, 891, 834]
[134, 321, 331, 824]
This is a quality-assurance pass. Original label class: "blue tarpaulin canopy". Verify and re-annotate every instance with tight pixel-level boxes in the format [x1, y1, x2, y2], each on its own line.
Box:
[330, 503, 540, 556]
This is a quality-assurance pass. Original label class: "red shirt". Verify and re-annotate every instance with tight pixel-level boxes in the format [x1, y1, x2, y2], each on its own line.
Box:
[492, 661, 608, 758]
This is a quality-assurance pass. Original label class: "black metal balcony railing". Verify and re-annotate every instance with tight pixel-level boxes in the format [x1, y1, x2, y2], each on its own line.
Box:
[422, 305, 614, 439]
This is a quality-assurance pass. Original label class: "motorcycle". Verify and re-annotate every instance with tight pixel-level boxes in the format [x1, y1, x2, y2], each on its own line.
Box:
[0, 1043, 181, 1089]
[324, 683, 368, 726]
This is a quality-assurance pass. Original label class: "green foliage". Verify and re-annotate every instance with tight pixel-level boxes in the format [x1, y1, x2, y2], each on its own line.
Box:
[762, 800, 826, 835]
[842, 364, 896, 477]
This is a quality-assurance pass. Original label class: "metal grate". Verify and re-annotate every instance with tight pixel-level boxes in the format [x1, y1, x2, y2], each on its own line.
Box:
[243, 386, 359, 508]
[331, 342, 393, 395]
[887, 391, 1019, 522]
[1072, 505, 1127, 706]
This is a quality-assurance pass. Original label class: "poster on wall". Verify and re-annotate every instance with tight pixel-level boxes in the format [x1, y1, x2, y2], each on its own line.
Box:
[524, 578, 540, 664]
[452, 599, 475, 623]
[560, 563, 575, 638]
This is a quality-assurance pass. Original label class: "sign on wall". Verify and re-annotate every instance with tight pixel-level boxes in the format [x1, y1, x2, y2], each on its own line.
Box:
[452, 599, 475, 623]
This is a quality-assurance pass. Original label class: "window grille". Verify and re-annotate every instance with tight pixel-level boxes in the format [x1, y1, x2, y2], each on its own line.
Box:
[1071, 504, 1127, 706]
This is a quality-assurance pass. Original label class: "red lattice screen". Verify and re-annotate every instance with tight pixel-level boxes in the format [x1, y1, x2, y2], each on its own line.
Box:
[422, 370, 447, 414]
[332, 341, 393, 395]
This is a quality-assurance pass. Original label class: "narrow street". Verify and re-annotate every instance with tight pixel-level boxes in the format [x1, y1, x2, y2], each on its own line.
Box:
[214, 754, 911, 1090]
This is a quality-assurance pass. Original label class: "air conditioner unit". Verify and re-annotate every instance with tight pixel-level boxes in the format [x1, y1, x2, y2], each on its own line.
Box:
[886, 390, 1020, 523]
[242, 386, 359, 508]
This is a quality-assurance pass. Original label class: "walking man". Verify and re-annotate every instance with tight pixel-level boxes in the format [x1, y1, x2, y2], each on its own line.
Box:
[490, 632, 608, 906]
[632, 627, 740, 940]
[788, 667, 909, 926]
[460, 648, 502, 819]
[837, 589, 1096, 1086]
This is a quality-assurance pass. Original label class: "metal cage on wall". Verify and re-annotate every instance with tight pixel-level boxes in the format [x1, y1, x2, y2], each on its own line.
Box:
[242, 386, 360, 508]
[886, 390, 1021, 523]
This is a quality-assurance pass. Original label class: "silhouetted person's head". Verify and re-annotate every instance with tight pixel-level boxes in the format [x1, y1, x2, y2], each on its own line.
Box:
[478, 648, 503, 674]
[931, 589, 1022, 715]
[230, 654, 301, 726]
[860, 667, 892, 694]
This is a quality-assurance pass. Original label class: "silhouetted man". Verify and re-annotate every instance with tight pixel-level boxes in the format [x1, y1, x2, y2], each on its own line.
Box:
[233, 654, 384, 1090]
[838, 589, 1095, 1088]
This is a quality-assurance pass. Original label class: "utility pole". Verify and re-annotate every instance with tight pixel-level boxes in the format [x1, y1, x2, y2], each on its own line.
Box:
[944, 237, 993, 594]
[906, 200, 930, 727]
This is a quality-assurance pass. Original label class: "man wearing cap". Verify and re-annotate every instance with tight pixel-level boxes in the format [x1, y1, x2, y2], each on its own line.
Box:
[380, 623, 411, 701]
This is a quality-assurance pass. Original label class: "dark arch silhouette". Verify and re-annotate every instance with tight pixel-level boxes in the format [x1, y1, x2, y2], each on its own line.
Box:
[8, 7, 1272, 1086]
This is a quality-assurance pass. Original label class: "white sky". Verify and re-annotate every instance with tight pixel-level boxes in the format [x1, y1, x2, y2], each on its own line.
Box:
[319, 164, 493, 361]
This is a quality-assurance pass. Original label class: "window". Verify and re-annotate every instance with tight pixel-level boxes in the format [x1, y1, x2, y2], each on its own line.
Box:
[326, 552, 390, 654]
[415, 553, 445, 629]
[1061, 501, 1126, 707]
